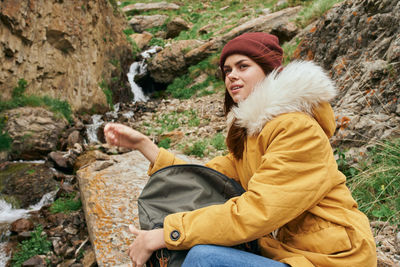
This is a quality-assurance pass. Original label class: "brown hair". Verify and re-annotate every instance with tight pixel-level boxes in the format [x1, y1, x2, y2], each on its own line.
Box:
[223, 52, 280, 160]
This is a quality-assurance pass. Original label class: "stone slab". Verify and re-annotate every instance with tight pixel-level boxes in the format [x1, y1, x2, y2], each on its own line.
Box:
[77, 150, 203, 266]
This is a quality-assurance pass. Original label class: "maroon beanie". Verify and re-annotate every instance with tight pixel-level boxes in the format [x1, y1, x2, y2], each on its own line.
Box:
[219, 32, 283, 71]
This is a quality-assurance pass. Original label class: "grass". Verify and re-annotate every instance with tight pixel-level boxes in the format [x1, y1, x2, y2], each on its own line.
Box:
[295, 0, 343, 27]
[0, 116, 12, 152]
[99, 80, 114, 110]
[166, 55, 224, 99]
[11, 225, 52, 267]
[341, 139, 400, 226]
[0, 79, 73, 123]
[50, 192, 82, 214]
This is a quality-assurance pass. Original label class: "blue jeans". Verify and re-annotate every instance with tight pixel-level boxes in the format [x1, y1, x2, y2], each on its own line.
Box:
[182, 245, 290, 267]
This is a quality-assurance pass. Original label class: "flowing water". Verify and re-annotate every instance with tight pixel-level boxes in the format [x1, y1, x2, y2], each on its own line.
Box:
[0, 190, 57, 266]
[86, 47, 159, 144]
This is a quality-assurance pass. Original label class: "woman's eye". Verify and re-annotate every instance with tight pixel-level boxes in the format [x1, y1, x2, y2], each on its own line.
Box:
[239, 64, 248, 69]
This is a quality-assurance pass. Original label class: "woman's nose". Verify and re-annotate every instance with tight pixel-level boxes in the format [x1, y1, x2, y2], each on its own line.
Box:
[227, 69, 238, 80]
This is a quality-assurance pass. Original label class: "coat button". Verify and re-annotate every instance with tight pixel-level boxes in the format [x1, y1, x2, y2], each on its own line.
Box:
[170, 230, 180, 241]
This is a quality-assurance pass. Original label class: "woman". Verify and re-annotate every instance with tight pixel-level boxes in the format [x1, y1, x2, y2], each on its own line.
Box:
[104, 32, 377, 266]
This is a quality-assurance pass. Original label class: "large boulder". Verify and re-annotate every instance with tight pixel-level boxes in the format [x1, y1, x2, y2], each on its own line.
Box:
[0, 1, 133, 112]
[147, 6, 300, 84]
[294, 0, 400, 149]
[128, 15, 169, 33]
[4, 107, 68, 160]
[147, 39, 204, 83]
[122, 2, 180, 13]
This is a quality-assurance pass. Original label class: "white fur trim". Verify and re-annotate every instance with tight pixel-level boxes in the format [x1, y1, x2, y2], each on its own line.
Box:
[228, 61, 337, 136]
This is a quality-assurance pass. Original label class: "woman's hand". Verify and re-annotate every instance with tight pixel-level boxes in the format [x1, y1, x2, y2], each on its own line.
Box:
[104, 123, 159, 164]
[104, 123, 146, 150]
[128, 225, 166, 267]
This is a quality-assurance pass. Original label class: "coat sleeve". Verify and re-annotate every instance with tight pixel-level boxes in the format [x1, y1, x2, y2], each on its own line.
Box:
[163, 115, 340, 250]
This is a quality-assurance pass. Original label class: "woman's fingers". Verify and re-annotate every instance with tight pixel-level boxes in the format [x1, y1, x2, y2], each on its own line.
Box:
[129, 225, 141, 235]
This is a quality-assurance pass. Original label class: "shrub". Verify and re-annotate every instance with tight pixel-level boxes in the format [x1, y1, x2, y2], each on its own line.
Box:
[50, 192, 82, 214]
[184, 140, 208, 157]
[11, 225, 51, 267]
[211, 133, 226, 151]
[0, 116, 12, 152]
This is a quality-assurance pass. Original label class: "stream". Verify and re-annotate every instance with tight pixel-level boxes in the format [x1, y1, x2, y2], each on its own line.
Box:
[0, 47, 158, 265]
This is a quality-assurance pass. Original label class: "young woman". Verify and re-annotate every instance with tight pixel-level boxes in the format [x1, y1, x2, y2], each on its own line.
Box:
[104, 32, 377, 267]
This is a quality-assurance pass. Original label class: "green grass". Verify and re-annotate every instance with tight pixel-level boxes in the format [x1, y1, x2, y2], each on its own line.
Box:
[158, 137, 171, 149]
[282, 38, 301, 65]
[343, 139, 400, 226]
[184, 140, 208, 157]
[11, 225, 52, 267]
[0, 79, 73, 123]
[99, 80, 114, 110]
[0, 116, 12, 152]
[211, 133, 227, 151]
[295, 0, 343, 27]
[50, 192, 82, 214]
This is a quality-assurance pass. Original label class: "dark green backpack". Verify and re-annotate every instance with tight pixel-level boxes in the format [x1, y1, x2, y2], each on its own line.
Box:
[138, 164, 259, 267]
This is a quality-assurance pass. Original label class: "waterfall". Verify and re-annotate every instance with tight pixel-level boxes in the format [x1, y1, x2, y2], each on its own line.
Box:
[127, 46, 160, 103]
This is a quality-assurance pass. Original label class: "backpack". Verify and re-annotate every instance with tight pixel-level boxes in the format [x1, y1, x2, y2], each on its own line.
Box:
[138, 164, 259, 267]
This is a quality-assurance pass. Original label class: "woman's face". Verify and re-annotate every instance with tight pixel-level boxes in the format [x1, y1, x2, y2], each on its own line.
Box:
[223, 54, 266, 103]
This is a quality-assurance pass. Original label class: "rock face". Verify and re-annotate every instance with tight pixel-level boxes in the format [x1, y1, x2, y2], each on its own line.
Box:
[0, 1, 133, 112]
[4, 107, 68, 160]
[294, 0, 400, 149]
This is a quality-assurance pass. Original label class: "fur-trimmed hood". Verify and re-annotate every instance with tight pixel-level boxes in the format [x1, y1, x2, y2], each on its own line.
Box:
[227, 61, 337, 136]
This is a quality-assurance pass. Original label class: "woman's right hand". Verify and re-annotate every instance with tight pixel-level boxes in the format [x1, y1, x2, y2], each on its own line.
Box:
[104, 123, 159, 164]
[104, 123, 146, 150]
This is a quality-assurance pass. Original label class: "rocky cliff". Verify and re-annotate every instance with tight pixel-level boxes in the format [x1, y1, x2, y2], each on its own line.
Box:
[0, 0, 133, 112]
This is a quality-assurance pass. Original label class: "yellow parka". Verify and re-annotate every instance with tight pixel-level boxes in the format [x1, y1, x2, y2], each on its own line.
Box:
[148, 61, 377, 266]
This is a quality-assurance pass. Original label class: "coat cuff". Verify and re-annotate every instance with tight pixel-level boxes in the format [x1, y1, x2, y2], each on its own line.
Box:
[163, 212, 187, 249]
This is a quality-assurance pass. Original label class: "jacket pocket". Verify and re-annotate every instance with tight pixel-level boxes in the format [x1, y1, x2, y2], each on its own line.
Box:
[283, 225, 352, 255]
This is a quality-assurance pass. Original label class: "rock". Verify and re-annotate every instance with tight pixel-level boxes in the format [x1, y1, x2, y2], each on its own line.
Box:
[0, 163, 58, 208]
[0, 1, 133, 111]
[294, 0, 400, 149]
[122, 2, 179, 13]
[166, 17, 190, 39]
[74, 150, 110, 171]
[49, 151, 75, 172]
[129, 32, 153, 50]
[395, 231, 400, 254]
[81, 248, 96, 267]
[11, 218, 34, 233]
[59, 259, 76, 267]
[22, 255, 46, 267]
[67, 130, 82, 149]
[128, 15, 169, 33]
[147, 39, 204, 83]
[4, 107, 68, 160]
[17, 231, 32, 242]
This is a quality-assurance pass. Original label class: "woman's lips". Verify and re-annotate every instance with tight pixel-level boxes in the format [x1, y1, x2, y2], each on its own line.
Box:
[230, 85, 242, 93]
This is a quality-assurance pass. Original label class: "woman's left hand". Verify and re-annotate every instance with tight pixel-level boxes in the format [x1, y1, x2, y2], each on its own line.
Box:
[128, 225, 166, 266]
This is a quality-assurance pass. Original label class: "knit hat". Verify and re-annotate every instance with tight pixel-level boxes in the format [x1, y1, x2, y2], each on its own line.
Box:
[219, 32, 283, 71]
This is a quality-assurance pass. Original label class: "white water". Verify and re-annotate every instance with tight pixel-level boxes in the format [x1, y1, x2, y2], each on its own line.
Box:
[0, 190, 57, 224]
[86, 114, 104, 144]
[127, 46, 160, 103]
[0, 190, 58, 265]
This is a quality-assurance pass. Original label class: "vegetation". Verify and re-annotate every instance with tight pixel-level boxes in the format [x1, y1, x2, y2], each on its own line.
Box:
[99, 80, 114, 110]
[0, 79, 73, 123]
[0, 116, 12, 152]
[340, 140, 400, 226]
[11, 225, 52, 267]
[50, 192, 82, 214]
